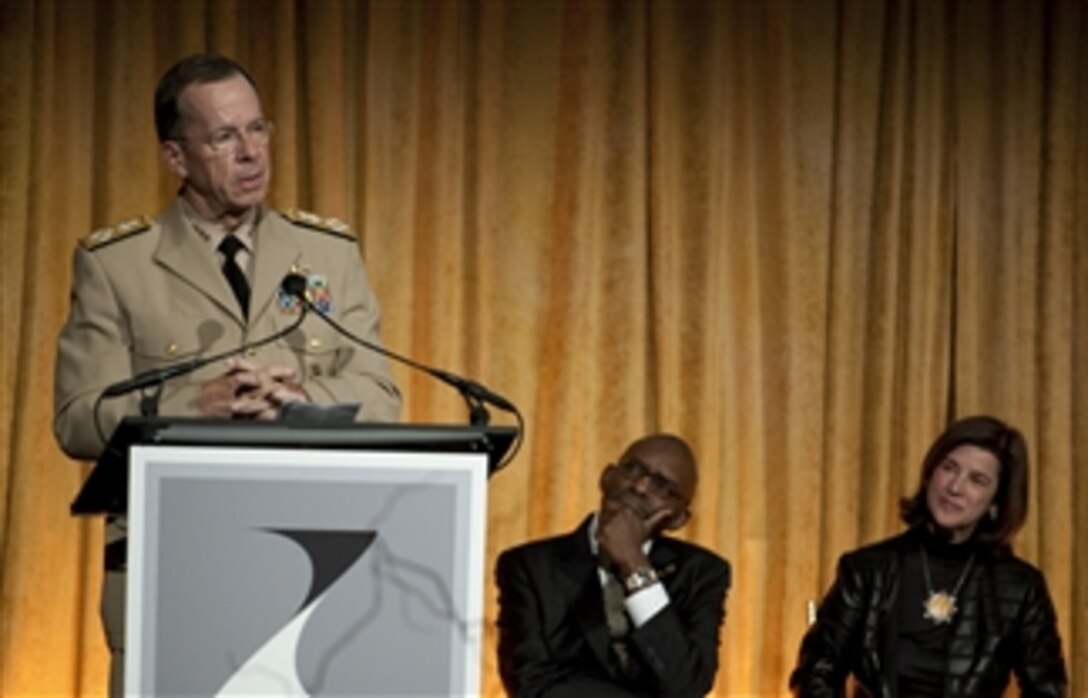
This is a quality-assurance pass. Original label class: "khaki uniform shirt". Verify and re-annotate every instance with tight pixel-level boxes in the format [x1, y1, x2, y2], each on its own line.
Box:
[54, 199, 402, 461]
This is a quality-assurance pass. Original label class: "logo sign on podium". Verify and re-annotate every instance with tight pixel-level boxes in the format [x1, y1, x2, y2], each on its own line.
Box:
[125, 445, 488, 696]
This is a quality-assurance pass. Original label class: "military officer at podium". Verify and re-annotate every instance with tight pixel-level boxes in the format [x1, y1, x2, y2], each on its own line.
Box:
[53, 53, 401, 696]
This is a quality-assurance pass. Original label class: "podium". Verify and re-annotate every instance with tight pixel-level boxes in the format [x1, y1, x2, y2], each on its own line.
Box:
[73, 417, 515, 697]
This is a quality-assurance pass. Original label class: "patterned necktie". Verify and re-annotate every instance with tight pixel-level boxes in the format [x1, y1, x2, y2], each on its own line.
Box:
[218, 235, 250, 319]
[602, 573, 632, 671]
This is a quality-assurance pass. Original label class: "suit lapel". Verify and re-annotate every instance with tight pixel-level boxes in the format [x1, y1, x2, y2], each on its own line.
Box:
[554, 519, 617, 677]
[249, 211, 303, 325]
[153, 201, 245, 326]
[152, 204, 304, 329]
[649, 541, 681, 590]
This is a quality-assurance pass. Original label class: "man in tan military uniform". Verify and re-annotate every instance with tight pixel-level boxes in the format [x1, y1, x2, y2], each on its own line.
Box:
[53, 54, 401, 695]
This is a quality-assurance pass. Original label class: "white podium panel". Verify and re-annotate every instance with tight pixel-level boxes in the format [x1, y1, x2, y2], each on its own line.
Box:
[125, 445, 487, 696]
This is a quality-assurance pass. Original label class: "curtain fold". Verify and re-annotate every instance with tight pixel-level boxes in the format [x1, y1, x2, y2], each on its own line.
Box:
[1, 1, 1084, 695]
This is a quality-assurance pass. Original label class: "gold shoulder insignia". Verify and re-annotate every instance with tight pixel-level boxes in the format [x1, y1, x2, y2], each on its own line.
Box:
[80, 215, 153, 250]
[280, 208, 356, 241]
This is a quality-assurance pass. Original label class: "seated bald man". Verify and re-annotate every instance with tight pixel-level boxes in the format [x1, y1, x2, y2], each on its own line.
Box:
[495, 434, 731, 697]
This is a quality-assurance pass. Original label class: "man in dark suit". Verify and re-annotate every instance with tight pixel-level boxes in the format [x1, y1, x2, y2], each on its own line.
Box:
[495, 434, 731, 697]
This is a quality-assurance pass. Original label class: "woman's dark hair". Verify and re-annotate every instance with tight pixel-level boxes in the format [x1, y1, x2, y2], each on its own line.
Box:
[899, 415, 1029, 549]
[153, 53, 258, 142]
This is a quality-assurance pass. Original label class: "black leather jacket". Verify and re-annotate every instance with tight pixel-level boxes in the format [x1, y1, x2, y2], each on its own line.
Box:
[790, 527, 1067, 697]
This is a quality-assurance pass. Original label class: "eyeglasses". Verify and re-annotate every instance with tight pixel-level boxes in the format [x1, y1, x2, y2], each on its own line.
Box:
[614, 459, 685, 501]
[184, 119, 274, 156]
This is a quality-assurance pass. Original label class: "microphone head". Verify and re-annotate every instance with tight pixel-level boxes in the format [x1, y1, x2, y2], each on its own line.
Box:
[281, 272, 308, 300]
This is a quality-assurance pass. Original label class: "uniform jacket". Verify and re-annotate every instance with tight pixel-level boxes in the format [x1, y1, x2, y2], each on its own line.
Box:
[54, 199, 402, 460]
[790, 527, 1067, 697]
[495, 515, 731, 698]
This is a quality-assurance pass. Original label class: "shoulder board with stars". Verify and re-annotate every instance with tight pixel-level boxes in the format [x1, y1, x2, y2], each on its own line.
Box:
[79, 216, 153, 250]
[280, 208, 356, 241]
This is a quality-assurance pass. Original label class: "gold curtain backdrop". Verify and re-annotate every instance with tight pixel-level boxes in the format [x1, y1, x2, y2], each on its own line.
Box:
[1, 1, 1085, 695]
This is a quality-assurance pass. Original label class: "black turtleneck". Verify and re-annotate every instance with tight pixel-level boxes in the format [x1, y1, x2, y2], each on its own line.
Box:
[895, 526, 979, 696]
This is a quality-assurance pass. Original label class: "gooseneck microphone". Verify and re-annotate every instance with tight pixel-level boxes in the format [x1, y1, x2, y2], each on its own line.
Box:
[91, 276, 311, 445]
[101, 290, 309, 399]
[92, 272, 524, 470]
[280, 272, 520, 428]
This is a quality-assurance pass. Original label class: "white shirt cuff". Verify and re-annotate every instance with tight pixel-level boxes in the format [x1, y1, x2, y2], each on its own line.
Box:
[625, 582, 669, 627]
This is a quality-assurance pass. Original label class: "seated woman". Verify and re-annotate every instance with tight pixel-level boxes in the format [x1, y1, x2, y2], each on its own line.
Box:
[790, 415, 1067, 697]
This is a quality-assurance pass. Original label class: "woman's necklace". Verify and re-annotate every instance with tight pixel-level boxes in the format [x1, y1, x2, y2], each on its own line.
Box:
[920, 544, 976, 624]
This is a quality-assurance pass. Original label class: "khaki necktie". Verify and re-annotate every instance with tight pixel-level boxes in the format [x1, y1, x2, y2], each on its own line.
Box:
[602, 573, 632, 671]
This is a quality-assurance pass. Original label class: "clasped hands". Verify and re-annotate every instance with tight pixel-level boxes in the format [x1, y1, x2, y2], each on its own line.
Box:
[197, 357, 308, 420]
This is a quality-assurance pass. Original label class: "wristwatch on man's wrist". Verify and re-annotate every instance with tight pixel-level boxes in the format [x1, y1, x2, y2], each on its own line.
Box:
[623, 567, 659, 594]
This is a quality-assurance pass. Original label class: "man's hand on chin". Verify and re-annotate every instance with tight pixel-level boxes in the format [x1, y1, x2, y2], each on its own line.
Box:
[597, 498, 671, 577]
